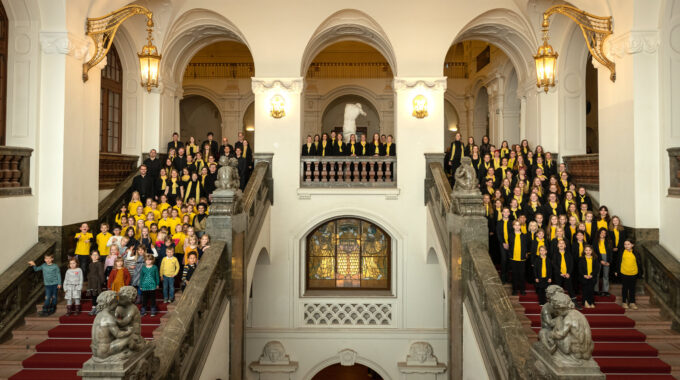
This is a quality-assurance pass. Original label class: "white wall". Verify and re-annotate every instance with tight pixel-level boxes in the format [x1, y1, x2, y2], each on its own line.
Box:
[199, 302, 230, 380]
[463, 304, 490, 380]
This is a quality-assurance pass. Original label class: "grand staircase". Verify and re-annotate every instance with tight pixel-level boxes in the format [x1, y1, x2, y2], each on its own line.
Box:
[508, 282, 680, 379]
[0, 289, 175, 380]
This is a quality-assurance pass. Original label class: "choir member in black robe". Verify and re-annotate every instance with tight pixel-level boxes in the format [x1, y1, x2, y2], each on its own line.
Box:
[301, 135, 315, 156]
[167, 132, 184, 153]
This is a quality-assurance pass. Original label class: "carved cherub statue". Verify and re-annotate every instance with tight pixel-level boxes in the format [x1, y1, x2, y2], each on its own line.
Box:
[538, 285, 566, 352]
[114, 286, 145, 351]
[548, 292, 595, 364]
[216, 155, 240, 190]
[453, 157, 479, 192]
[91, 291, 133, 361]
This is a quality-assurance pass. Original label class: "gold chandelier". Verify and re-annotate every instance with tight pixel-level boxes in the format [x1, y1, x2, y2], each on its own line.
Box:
[83, 5, 161, 92]
[535, 5, 615, 93]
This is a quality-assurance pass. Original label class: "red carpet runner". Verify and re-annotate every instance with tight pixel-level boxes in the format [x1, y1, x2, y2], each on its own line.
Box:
[8, 297, 166, 380]
[519, 287, 674, 379]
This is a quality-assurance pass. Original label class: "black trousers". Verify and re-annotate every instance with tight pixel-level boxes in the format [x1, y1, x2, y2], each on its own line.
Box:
[581, 277, 596, 305]
[510, 260, 526, 293]
[77, 255, 90, 278]
[499, 246, 509, 282]
[621, 274, 637, 304]
[142, 290, 157, 310]
[536, 278, 550, 304]
[554, 275, 574, 297]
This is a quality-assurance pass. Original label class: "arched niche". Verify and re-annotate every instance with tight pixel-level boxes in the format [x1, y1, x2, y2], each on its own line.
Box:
[321, 94, 380, 139]
[304, 351, 392, 380]
[179, 95, 222, 145]
[311, 363, 385, 380]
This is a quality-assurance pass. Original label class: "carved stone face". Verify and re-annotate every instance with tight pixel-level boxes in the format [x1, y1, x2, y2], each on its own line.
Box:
[263, 341, 285, 362]
[409, 342, 433, 363]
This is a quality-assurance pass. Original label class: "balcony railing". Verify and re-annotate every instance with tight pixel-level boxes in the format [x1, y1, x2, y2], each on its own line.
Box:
[443, 61, 468, 79]
[300, 156, 396, 187]
[306, 62, 393, 79]
[184, 62, 255, 79]
[0, 146, 33, 196]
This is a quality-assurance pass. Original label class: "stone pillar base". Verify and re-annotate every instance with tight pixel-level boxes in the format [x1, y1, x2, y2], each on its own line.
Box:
[531, 342, 605, 379]
[78, 345, 157, 380]
[249, 361, 299, 380]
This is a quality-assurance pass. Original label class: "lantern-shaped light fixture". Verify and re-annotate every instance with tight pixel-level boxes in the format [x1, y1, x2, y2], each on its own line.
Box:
[534, 34, 558, 93]
[139, 22, 161, 92]
[270, 94, 286, 118]
[412, 94, 428, 119]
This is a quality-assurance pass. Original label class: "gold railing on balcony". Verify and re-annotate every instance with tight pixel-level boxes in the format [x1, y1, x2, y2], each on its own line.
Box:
[184, 62, 255, 79]
[306, 62, 393, 79]
[300, 156, 396, 187]
[443, 61, 468, 78]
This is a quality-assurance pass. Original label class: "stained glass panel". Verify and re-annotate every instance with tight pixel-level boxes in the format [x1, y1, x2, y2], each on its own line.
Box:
[307, 218, 390, 290]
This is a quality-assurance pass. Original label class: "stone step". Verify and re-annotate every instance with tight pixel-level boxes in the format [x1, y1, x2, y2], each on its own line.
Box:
[10, 324, 50, 341]
[0, 337, 43, 353]
[639, 328, 680, 343]
[0, 351, 32, 366]
[0, 364, 22, 380]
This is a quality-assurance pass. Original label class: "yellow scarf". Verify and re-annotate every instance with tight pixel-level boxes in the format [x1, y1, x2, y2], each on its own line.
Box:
[361, 142, 366, 155]
[338, 141, 344, 153]
[171, 178, 179, 195]
[613, 229, 620, 246]
[503, 220, 509, 243]
[536, 239, 545, 255]
[586, 256, 593, 276]
[513, 233, 522, 261]
[550, 226, 556, 240]
[184, 181, 201, 202]
[351, 144, 355, 155]
[541, 257, 547, 278]
[386, 143, 391, 156]
[374, 142, 380, 155]
[560, 252, 567, 274]
[599, 240, 606, 256]
[181, 174, 190, 182]
[160, 176, 167, 191]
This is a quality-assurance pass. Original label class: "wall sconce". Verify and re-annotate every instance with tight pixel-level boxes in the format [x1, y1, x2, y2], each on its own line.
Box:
[83, 5, 161, 92]
[535, 4, 615, 93]
[412, 94, 428, 119]
[270, 94, 285, 118]
[448, 124, 458, 132]
[245, 125, 255, 132]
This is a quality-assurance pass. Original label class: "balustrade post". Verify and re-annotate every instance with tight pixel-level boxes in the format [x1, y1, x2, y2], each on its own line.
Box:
[385, 161, 393, 182]
[345, 162, 352, 182]
[0, 155, 11, 187]
[360, 161, 368, 182]
[313, 161, 320, 182]
[376, 160, 384, 182]
[337, 162, 344, 183]
[329, 161, 336, 182]
[320, 161, 328, 182]
[305, 162, 311, 182]
[368, 161, 376, 182]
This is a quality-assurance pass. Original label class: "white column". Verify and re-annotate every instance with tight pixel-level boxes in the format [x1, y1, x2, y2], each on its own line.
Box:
[519, 96, 527, 140]
[38, 32, 101, 226]
[598, 29, 661, 227]
[465, 95, 474, 139]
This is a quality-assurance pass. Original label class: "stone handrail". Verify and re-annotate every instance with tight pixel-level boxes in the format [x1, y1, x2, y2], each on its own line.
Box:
[424, 157, 536, 379]
[300, 156, 396, 187]
[0, 241, 56, 342]
[244, 156, 272, 266]
[563, 153, 599, 190]
[150, 240, 230, 379]
[0, 146, 33, 197]
[638, 241, 680, 331]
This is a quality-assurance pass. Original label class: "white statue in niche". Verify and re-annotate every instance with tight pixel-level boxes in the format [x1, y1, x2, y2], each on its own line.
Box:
[342, 103, 367, 142]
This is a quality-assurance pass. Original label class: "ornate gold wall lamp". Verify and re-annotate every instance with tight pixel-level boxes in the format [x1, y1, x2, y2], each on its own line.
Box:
[82, 5, 161, 92]
[535, 4, 615, 93]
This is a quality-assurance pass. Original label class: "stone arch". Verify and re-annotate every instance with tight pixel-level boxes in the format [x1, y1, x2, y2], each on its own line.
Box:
[443, 98, 461, 148]
[247, 246, 270, 319]
[300, 9, 397, 76]
[449, 9, 537, 90]
[182, 84, 224, 119]
[304, 351, 392, 380]
[161, 8, 253, 87]
[179, 95, 222, 143]
[159, 8, 254, 149]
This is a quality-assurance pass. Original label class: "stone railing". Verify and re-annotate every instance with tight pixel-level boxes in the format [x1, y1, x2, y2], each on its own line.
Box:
[443, 61, 468, 78]
[0, 241, 56, 342]
[184, 62, 255, 79]
[563, 153, 599, 190]
[306, 62, 393, 79]
[300, 156, 396, 187]
[135, 157, 272, 380]
[667, 147, 680, 196]
[0, 146, 33, 196]
[638, 242, 680, 331]
[151, 239, 231, 379]
[98, 153, 139, 189]
[425, 157, 536, 379]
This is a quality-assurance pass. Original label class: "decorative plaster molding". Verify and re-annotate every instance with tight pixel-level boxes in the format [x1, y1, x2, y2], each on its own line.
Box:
[251, 77, 304, 95]
[608, 30, 660, 59]
[338, 349, 357, 366]
[393, 77, 447, 93]
[398, 342, 447, 374]
[39, 31, 91, 60]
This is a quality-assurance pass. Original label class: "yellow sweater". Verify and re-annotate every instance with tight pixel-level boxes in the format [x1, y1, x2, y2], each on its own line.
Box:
[160, 256, 180, 278]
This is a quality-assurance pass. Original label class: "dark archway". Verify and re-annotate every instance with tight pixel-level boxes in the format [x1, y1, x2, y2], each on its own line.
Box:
[312, 363, 383, 380]
[321, 94, 380, 140]
[179, 95, 222, 144]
